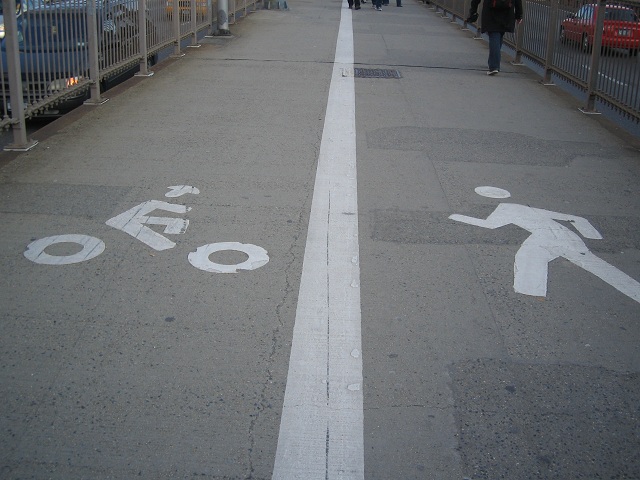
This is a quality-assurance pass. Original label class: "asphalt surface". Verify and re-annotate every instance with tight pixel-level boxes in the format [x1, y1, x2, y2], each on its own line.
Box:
[1, 0, 639, 478]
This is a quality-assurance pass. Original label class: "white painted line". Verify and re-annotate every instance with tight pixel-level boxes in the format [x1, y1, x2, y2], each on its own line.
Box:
[580, 63, 629, 87]
[272, 1, 364, 478]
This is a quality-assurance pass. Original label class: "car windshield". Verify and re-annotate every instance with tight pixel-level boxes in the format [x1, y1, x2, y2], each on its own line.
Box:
[605, 8, 638, 22]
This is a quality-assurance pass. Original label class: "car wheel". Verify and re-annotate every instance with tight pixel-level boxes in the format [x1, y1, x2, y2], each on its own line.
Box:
[559, 27, 567, 44]
[582, 33, 592, 52]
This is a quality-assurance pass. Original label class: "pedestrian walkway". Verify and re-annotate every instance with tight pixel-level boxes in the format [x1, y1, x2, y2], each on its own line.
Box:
[1, 0, 639, 478]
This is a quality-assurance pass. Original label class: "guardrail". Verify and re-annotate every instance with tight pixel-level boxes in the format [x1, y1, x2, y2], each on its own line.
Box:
[0, 0, 260, 150]
[426, 0, 640, 125]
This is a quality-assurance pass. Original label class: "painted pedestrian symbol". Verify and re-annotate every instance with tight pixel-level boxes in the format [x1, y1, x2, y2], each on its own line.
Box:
[449, 186, 640, 303]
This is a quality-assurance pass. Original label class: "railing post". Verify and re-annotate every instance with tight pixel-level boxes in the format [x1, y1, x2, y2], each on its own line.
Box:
[474, 8, 483, 39]
[218, 0, 230, 33]
[440, 0, 448, 17]
[512, 1, 525, 65]
[541, 0, 559, 84]
[206, 0, 215, 36]
[189, 0, 200, 46]
[84, 0, 108, 106]
[2, 0, 37, 151]
[581, 0, 605, 114]
[462, 0, 470, 29]
[136, 0, 154, 77]
[448, 0, 456, 20]
[171, 0, 185, 57]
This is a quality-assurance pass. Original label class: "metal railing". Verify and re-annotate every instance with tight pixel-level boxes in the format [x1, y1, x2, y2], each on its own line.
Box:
[0, 0, 259, 149]
[426, 0, 640, 125]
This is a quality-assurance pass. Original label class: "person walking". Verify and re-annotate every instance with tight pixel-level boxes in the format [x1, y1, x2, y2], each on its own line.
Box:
[348, 0, 361, 9]
[466, 0, 522, 75]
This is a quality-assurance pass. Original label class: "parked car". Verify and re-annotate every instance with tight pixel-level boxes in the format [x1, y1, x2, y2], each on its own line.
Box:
[0, 0, 42, 40]
[165, 0, 207, 19]
[0, 0, 157, 117]
[560, 3, 640, 56]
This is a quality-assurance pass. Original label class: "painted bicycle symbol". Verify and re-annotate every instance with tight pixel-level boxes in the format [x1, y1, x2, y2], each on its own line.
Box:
[23, 185, 269, 274]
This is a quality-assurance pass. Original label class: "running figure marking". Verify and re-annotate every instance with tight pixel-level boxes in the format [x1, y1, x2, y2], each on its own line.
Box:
[449, 186, 640, 303]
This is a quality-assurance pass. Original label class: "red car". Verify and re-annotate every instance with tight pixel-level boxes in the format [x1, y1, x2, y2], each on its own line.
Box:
[560, 3, 640, 56]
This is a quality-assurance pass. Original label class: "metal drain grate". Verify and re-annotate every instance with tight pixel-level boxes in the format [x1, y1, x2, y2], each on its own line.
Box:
[353, 68, 402, 79]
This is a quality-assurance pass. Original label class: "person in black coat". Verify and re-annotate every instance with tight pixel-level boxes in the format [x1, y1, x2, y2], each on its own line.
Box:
[467, 0, 523, 75]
